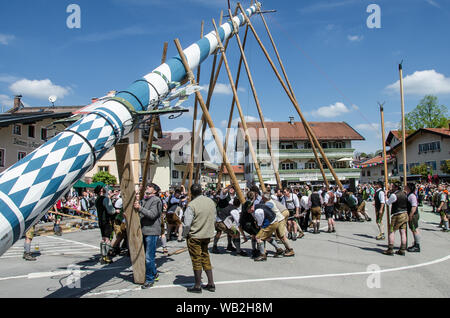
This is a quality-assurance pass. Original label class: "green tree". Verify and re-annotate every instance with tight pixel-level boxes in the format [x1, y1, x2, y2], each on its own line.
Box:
[404, 95, 448, 131]
[92, 171, 117, 185]
[410, 164, 433, 177]
[441, 160, 450, 174]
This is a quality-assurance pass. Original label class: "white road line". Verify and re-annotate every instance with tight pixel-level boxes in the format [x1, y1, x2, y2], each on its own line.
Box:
[84, 254, 450, 297]
[44, 235, 98, 249]
[0, 251, 98, 259]
[0, 266, 130, 281]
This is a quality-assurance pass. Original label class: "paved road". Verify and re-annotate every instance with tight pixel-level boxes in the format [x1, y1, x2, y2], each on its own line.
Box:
[0, 203, 448, 298]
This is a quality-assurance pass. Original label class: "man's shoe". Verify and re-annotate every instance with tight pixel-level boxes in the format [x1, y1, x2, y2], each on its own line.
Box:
[202, 284, 216, 292]
[327, 229, 332, 233]
[23, 252, 36, 261]
[226, 245, 236, 252]
[396, 249, 406, 256]
[297, 232, 305, 239]
[211, 246, 220, 254]
[376, 233, 384, 240]
[287, 232, 292, 240]
[442, 228, 450, 232]
[251, 250, 259, 259]
[367, 218, 372, 222]
[274, 248, 284, 258]
[407, 245, 420, 253]
[187, 286, 202, 293]
[383, 248, 394, 256]
[177, 239, 185, 243]
[332, 228, 336, 233]
[292, 233, 297, 241]
[154, 273, 159, 282]
[284, 248, 295, 257]
[141, 281, 154, 289]
[254, 254, 267, 262]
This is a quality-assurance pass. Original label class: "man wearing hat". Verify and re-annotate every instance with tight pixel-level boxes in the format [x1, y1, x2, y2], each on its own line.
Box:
[94, 185, 116, 264]
[383, 183, 408, 256]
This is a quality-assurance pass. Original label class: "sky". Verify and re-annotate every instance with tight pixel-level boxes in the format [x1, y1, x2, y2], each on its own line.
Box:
[0, 0, 449, 157]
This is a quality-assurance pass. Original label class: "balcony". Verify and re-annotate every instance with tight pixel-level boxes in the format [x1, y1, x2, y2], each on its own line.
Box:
[254, 148, 355, 159]
[255, 167, 362, 181]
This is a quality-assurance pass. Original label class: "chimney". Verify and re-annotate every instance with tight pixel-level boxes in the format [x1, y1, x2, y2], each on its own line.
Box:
[11, 95, 23, 112]
[289, 116, 295, 125]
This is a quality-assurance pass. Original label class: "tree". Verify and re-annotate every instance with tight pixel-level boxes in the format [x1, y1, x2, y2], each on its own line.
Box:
[404, 95, 448, 131]
[410, 164, 432, 177]
[441, 160, 450, 174]
[92, 171, 117, 185]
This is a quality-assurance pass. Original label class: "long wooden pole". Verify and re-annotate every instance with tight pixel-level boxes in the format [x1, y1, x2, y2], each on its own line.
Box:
[238, 3, 343, 190]
[211, 18, 267, 193]
[174, 38, 246, 203]
[230, 9, 282, 190]
[399, 63, 407, 188]
[184, 21, 204, 199]
[139, 42, 168, 200]
[217, 24, 250, 190]
[257, 7, 331, 190]
[379, 103, 391, 240]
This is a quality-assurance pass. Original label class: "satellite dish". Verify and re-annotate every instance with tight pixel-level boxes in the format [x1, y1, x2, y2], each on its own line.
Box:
[49, 95, 57, 106]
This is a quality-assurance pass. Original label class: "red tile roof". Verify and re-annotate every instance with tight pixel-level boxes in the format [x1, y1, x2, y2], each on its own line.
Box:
[357, 155, 393, 168]
[238, 121, 365, 141]
[223, 165, 245, 175]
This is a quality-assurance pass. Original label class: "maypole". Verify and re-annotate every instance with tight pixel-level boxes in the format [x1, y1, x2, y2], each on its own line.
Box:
[0, 2, 261, 257]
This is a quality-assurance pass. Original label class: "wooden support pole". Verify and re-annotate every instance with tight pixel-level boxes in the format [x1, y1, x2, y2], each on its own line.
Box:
[139, 42, 168, 200]
[258, 10, 330, 189]
[238, 3, 342, 189]
[217, 24, 250, 190]
[183, 21, 204, 199]
[229, 8, 282, 190]
[174, 38, 246, 203]
[115, 142, 146, 285]
[379, 103, 391, 239]
[211, 18, 267, 193]
[399, 63, 408, 188]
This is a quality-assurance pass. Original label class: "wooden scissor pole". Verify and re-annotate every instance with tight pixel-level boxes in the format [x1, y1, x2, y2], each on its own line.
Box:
[379, 102, 391, 239]
[211, 18, 267, 193]
[139, 42, 168, 200]
[174, 38, 246, 203]
[229, 9, 282, 190]
[399, 63, 407, 188]
[238, 3, 343, 190]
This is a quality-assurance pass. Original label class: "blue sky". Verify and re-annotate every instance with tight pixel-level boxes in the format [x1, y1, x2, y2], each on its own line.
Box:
[0, 0, 449, 155]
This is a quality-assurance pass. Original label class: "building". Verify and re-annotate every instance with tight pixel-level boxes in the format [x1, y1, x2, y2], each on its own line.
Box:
[152, 131, 219, 191]
[237, 119, 364, 187]
[221, 165, 246, 189]
[0, 96, 83, 173]
[356, 155, 395, 183]
[387, 127, 450, 181]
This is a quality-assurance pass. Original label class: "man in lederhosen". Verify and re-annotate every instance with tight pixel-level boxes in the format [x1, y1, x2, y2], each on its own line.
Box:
[383, 183, 408, 256]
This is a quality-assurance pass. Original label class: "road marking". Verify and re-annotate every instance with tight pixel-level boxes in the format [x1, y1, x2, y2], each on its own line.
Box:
[84, 253, 450, 297]
[44, 235, 98, 249]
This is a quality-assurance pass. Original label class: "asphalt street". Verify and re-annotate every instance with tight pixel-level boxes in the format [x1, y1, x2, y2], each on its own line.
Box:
[0, 203, 448, 298]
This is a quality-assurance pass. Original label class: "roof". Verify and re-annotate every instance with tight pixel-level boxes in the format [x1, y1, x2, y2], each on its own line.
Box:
[154, 132, 192, 151]
[356, 155, 394, 168]
[0, 111, 78, 127]
[386, 130, 410, 146]
[8, 106, 84, 114]
[238, 121, 365, 141]
[223, 165, 245, 175]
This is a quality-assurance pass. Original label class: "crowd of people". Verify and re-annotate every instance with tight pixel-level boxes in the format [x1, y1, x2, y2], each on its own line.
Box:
[22, 178, 450, 293]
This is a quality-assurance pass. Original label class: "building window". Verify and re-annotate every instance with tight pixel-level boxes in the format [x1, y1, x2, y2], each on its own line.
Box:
[305, 161, 316, 169]
[0, 149, 4, 167]
[18, 151, 26, 161]
[426, 161, 437, 171]
[281, 162, 296, 170]
[13, 124, 21, 135]
[419, 141, 440, 154]
[172, 170, 179, 179]
[41, 128, 48, 141]
[28, 125, 35, 138]
[362, 170, 366, 177]
[181, 171, 184, 179]
[399, 164, 403, 173]
[304, 142, 312, 149]
[98, 166, 109, 172]
[367, 170, 371, 177]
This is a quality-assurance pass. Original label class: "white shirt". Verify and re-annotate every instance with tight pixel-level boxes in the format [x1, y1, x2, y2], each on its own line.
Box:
[230, 208, 241, 227]
[282, 194, 300, 210]
[377, 190, 386, 204]
[324, 191, 337, 205]
[265, 200, 285, 222]
[408, 193, 418, 208]
[300, 195, 311, 210]
[387, 193, 397, 205]
[254, 208, 277, 227]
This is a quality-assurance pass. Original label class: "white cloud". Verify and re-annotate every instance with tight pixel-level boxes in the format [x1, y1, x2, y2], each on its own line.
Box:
[347, 35, 364, 42]
[200, 83, 245, 95]
[356, 123, 379, 132]
[221, 115, 273, 128]
[300, 0, 357, 13]
[9, 79, 71, 100]
[0, 74, 19, 83]
[0, 33, 15, 45]
[311, 102, 351, 118]
[385, 69, 450, 95]
[425, 0, 440, 8]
